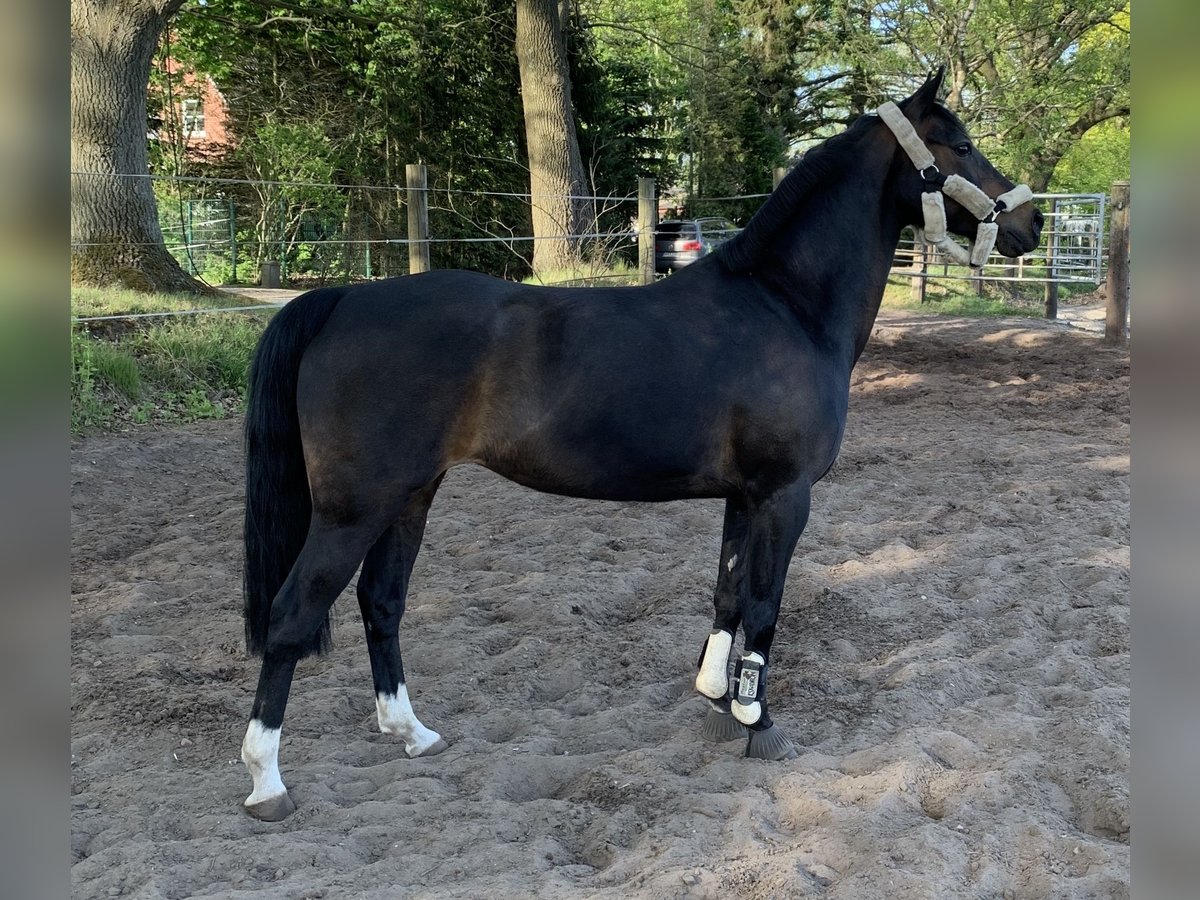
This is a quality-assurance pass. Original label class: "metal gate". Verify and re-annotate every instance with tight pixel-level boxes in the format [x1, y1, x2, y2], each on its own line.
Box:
[1043, 193, 1108, 283]
[891, 192, 1110, 287]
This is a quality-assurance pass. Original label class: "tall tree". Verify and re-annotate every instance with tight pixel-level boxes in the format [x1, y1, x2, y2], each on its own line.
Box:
[172, 0, 532, 278]
[516, 0, 593, 275]
[583, 0, 808, 216]
[881, 0, 1130, 190]
[71, 0, 210, 292]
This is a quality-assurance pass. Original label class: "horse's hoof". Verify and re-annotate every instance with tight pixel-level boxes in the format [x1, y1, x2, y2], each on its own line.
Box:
[745, 724, 799, 761]
[701, 707, 749, 743]
[408, 737, 448, 758]
[243, 791, 296, 822]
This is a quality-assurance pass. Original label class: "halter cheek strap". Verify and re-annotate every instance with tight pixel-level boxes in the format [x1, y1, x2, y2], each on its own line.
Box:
[877, 101, 1033, 269]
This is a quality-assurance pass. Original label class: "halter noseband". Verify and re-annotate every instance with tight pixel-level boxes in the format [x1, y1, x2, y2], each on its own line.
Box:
[877, 101, 1033, 269]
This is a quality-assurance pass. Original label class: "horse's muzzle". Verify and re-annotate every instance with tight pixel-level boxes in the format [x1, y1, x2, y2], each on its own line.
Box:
[997, 207, 1043, 258]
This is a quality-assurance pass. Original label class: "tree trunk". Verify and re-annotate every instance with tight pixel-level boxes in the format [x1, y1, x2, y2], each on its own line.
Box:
[71, 0, 213, 293]
[515, 0, 592, 277]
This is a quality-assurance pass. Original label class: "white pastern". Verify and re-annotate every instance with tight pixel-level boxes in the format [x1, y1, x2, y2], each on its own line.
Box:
[376, 685, 442, 756]
[695, 629, 733, 699]
[731, 651, 765, 725]
[241, 720, 286, 805]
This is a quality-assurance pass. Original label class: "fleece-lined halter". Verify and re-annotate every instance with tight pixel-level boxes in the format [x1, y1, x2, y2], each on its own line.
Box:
[877, 101, 1033, 269]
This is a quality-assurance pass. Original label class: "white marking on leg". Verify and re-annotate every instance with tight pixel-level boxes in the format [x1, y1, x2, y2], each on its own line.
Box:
[376, 685, 442, 756]
[241, 720, 287, 805]
[726, 553, 738, 573]
[731, 651, 765, 725]
[695, 629, 733, 699]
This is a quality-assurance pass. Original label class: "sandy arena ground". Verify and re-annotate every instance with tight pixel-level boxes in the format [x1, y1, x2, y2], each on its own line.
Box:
[71, 310, 1129, 899]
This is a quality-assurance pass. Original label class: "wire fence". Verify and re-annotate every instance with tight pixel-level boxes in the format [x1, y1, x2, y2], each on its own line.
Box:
[72, 171, 1115, 323]
[75, 170, 643, 287]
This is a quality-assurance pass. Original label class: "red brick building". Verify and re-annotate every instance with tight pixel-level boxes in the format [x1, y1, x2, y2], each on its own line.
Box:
[152, 59, 231, 161]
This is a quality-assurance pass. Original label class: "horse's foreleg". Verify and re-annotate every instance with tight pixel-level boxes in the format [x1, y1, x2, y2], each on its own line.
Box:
[696, 499, 750, 742]
[357, 482, 447, 759]
[730, 483, 811, 760]
[241, 520, 376, 821]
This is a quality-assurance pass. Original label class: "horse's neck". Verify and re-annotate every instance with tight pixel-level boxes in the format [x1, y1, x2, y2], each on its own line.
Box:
[763, 147, 904, 367]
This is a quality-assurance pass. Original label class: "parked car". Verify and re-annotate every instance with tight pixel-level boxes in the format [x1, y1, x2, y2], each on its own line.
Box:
[654, 217, 741, 273]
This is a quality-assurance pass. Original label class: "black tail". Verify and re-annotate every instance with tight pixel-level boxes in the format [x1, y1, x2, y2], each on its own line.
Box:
[243, 287, 345, 657]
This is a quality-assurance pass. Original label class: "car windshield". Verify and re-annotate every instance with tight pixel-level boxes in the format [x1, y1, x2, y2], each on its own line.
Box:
[700, 220, 737, 237]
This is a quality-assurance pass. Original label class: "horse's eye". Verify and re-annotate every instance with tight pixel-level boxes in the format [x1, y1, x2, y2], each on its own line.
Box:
[954, 142, 972, 157]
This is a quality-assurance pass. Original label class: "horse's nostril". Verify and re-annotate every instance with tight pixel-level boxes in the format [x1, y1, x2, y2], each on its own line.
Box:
[1033, 209, 1045, 231]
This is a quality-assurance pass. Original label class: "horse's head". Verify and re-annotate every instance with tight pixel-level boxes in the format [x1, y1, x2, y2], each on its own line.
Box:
[892, 68, 1043, 258]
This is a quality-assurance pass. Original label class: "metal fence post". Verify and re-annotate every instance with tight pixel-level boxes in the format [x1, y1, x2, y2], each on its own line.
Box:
[229, 199, 238, 283]
[638, 177, 656, 285]
[278, 201, 287, 283]
[407, 164, 430, 274]
[1104, 181, 1130, 347]
[184, 199, 195, 275]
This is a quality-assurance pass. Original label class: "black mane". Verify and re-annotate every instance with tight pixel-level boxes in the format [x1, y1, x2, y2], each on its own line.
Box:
[716, 115, 877, 273]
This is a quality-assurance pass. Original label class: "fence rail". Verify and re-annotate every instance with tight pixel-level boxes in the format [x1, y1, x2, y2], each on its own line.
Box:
[73, 171, 1127, 330]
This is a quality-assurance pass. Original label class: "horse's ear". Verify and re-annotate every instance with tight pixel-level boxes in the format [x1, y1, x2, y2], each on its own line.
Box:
[902, 66, 946, 119]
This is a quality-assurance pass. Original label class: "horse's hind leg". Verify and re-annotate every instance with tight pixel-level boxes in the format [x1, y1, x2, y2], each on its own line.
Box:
[241, 518, 378, 821]
[357, 478, 447, 758]
[695, 498, 750, 742]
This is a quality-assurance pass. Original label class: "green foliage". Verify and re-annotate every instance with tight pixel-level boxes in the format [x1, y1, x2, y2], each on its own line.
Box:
[71, 287, 269, 432]
[154, 0, 1129, 283]
[137, 318, 261, 395]
[1050, 119, 1130, 194]
[172, 0, 532, 277]
[72, 285, 250, 317]
[71, 329, 111, 430]
[236, 119, 345, 270]
[877, 0, 1131, 191]
[579, 0, 800, 220]
[882, 279, 1044, 318]
[91, 344, 142, 401]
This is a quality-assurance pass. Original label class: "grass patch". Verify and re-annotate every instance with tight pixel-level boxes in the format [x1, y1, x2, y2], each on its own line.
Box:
[881, 275, 1046, 317]
[72, 286, 274, 432]
[72, 285, 255, 318]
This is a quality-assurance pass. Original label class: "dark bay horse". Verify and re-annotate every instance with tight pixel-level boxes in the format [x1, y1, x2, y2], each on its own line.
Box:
[239, 69, 1043, 820]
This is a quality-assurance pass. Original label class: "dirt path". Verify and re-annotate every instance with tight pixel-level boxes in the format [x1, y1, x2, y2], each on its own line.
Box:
[71, 311, 1129, 899]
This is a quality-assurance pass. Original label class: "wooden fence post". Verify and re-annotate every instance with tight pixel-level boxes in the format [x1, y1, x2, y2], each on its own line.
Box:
[406, 163, 430, 275]
[911, 241, 928, 303]
[1104, 181, 1130, 347]
[638, 176, 656, 285]
[773, 166, 788, 190]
